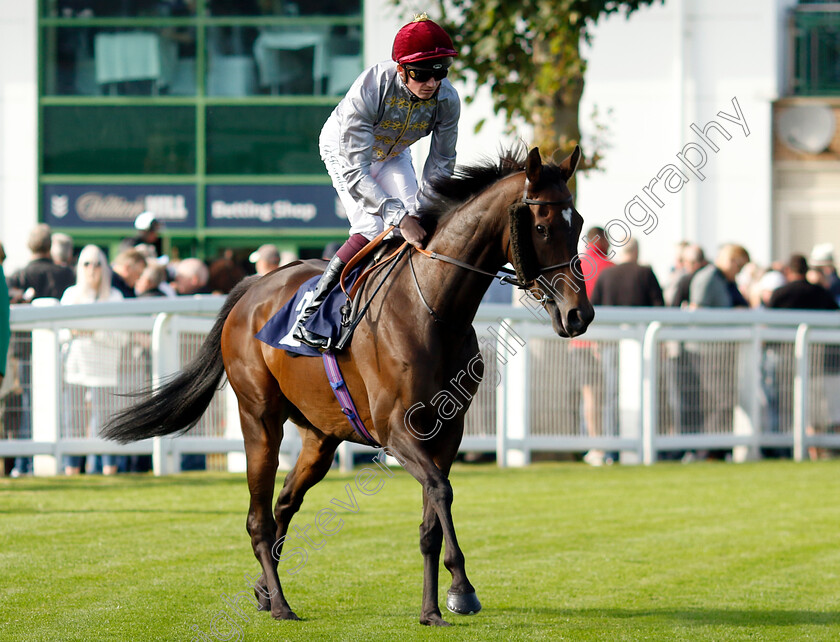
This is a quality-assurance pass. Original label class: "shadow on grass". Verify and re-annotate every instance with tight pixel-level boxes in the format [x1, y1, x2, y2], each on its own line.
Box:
[499, 606, 840, 627]
[0, 507, 240, 515]
[0, 473, 245, 493]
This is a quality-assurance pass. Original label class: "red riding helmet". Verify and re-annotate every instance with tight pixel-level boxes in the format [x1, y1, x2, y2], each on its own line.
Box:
[392, 15, 458, 65]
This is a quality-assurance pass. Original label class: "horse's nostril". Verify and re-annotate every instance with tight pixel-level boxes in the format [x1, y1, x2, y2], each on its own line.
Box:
[567, 308, 583, 331]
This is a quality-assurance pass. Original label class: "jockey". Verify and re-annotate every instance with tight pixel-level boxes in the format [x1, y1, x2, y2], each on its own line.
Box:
[293, 14, 460, 351]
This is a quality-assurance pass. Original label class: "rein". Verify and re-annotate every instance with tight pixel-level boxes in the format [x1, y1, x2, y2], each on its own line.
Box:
[406, 185, 577, 322]
[413, 184, 577, 289]
[412, 246, 573, 288]
[338, 177, 577, 330]
[333, 241, 411, 351]
[412, 247, 526, 287]
[340, 225, 402, 300]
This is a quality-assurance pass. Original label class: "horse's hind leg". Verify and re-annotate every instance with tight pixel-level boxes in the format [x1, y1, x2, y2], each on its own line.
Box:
[239, 402, 301, 621]
[271, 423, 340, 579]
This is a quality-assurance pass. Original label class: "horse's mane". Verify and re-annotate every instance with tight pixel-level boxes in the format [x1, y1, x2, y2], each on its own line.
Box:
[418, 146, 526, 223]
[417, 145, 567, 234]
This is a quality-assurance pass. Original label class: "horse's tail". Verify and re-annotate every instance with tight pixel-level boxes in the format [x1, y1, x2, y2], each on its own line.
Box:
[101, 275, 260, 444]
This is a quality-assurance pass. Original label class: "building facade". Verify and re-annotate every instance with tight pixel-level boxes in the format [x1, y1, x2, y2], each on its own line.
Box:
[579, 0, 840, 280]
[2, 0, 838, 280]
[0, 1, 513, 271]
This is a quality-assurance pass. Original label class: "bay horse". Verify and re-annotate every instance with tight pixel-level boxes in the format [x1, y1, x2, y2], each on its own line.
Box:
[102, 145, 593, 626]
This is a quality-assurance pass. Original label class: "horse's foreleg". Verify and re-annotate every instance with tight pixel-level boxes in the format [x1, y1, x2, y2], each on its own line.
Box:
[241, 410, 299, 621]
[419, 492, 445, 625]
[391, 434, 481, 626]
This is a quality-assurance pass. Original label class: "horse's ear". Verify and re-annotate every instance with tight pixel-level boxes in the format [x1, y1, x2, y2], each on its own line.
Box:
[526, 147, 542, 185]
[557, 145, 582, 180]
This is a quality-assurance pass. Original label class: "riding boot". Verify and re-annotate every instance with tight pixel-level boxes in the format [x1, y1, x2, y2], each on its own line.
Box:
[292, 254, 347, 351]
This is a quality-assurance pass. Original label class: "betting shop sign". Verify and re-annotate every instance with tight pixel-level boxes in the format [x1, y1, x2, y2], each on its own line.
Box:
[205, 185, 345, 229]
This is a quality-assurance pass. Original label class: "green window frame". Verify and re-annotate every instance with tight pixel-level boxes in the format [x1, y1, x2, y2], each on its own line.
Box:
[39, 0, 362, 259]
[790, 8, 840, 96]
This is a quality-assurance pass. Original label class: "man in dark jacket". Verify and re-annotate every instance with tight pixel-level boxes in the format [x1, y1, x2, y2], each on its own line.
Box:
[769, 254, 839, 311]
[669, 244, 707, 307]
[591, 238, 664, 307]
[7, 224, 74, 303]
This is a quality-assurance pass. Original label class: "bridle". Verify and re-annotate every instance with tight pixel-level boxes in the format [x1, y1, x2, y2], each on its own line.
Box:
[403, 174, 579, 321]
[412, 175, 577, 289]
[519, 174, 577, 275]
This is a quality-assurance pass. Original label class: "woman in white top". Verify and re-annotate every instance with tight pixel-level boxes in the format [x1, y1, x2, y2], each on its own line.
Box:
[60, 245, 124, 475]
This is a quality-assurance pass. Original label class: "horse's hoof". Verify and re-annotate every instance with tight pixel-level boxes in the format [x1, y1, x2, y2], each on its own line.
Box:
[272, 609, 301, 621]
[446, 590, 481, 615]
[420, 614, 451, 626]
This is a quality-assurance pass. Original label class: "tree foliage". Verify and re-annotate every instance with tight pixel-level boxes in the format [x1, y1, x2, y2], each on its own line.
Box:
[409, 0, 663, 164]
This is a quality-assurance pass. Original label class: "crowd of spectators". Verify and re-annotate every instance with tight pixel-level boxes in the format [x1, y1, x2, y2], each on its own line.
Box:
[587, 236, 840, 464]
[2, 215, 285, 477]
[660, 239, 840, 312]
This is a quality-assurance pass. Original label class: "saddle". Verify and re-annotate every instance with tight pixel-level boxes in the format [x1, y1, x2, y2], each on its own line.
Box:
[255, 227, 409, 356]
[334, 226, 410, 350]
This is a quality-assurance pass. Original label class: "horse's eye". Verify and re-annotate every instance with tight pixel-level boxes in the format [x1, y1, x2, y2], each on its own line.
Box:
[535, 224, 546, 235]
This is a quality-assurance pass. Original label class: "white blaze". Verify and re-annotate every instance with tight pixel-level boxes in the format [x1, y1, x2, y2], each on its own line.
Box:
[561, 207, 573, 226]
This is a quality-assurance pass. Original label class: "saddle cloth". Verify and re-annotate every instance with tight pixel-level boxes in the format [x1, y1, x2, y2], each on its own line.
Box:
[255, 266, 362, 357]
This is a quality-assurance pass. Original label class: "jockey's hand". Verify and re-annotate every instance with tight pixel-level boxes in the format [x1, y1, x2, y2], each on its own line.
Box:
[400, 215, 426, 249]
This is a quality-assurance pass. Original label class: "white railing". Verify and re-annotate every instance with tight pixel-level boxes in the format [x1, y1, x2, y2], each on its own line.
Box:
[3, 297, 839, 475]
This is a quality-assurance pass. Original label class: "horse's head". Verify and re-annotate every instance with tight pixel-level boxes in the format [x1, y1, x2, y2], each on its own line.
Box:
[508, 146, 594, 338]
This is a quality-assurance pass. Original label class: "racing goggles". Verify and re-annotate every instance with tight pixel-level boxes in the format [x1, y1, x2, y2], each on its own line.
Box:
[405, 64, 449, 82]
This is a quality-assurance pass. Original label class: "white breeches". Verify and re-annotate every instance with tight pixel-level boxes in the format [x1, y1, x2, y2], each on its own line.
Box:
[322, 150, 418, 240]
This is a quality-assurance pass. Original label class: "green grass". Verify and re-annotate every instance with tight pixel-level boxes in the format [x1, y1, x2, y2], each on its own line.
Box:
[2, 461, 840, 641]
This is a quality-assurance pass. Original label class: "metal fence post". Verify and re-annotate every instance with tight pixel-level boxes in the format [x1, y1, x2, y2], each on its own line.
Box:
[793, 323, 810, 462]
[641, 321, 661, 465]
[733, 328, 761, 462]
[151, 312, 177, 475]
[495, 337, 508, 469]
[338, 442, 354, 473]
[31, 321, 61, 475]
[617, 329, 645, 465]
[225, 381, 248, 473]
[748, 328, 763, 458]
[500, 319, 530, 466]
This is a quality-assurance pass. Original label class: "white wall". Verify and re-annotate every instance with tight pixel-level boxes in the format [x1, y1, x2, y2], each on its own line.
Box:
[577, 0, 795, 282]
[0, 0, 38, 273]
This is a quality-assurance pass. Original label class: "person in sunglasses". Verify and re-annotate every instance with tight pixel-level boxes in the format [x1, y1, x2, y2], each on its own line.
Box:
[293, 14, 460, 351]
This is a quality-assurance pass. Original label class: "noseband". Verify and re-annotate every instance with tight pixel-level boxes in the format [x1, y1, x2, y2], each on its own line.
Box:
[412, 179, 577, 293]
